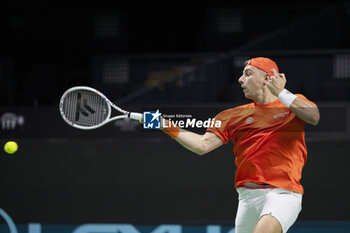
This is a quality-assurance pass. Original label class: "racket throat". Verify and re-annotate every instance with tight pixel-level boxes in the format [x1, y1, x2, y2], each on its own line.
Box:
[128, 112, 143, 121]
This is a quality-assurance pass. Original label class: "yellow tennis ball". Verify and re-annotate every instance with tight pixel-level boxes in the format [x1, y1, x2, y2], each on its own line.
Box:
[4, 141, 18, 154]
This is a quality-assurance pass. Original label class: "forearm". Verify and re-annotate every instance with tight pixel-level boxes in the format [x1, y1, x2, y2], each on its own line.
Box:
[289, 97, 320, 125]
[268, 70, 320, 125]
[277, 89, 320, 125]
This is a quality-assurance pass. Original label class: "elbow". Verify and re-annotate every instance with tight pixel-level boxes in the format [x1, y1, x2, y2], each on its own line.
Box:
[195, 150, 207, 156]
[192, 133, 220, 156]
[194, 140, 209, 156]
[308, 106, 320, 126]
[309, 113, 320, 126]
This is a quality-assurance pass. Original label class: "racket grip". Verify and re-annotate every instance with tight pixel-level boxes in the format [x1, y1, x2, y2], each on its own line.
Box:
[129, 112, 143, 121]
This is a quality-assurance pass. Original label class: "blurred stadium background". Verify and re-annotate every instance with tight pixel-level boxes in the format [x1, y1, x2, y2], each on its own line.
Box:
[1, 1, 350, 233]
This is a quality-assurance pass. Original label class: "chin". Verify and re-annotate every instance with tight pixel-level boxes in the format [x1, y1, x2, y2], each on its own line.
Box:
[244, 93, 253, 100]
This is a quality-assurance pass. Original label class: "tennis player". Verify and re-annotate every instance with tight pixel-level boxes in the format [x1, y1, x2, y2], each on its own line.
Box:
[159, 57, 320, 233]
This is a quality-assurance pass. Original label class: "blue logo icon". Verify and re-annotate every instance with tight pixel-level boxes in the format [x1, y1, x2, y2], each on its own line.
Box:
[143, 110, 162, 129]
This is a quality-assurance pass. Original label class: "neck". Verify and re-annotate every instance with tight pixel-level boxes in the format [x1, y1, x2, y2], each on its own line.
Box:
[253, 91, 277, 105]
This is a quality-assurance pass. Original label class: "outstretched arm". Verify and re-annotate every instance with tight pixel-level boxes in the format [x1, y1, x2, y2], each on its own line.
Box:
[161, 118, 223, 156]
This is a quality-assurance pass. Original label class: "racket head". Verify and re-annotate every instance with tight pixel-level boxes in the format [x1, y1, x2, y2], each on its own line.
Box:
[59, 86, 112, 130]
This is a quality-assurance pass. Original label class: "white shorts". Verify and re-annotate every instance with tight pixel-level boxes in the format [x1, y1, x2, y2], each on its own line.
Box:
[235, 187, 302, 233]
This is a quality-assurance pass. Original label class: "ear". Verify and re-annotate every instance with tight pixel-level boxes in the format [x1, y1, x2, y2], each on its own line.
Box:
[263, 74, 271, 85]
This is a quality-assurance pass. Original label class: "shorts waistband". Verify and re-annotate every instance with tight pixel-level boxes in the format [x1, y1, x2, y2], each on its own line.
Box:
[241, 182, 275, 189]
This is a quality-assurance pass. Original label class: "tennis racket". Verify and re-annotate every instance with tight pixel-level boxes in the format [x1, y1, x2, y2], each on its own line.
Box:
[59, 86, 143, 130]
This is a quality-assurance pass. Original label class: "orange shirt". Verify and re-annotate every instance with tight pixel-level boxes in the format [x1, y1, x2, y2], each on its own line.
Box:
[207, 94, 311, 194]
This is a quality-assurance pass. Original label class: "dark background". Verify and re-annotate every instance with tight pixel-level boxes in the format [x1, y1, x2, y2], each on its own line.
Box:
[1, 0, 350, 225]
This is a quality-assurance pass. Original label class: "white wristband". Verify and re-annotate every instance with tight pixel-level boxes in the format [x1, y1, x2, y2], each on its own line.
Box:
[278, 89, 297, 108]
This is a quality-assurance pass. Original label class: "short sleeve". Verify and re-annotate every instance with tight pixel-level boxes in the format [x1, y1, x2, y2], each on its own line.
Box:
[206, 110, 232, 144]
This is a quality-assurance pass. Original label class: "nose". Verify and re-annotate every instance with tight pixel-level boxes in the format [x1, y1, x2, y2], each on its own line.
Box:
[238, 75, 244, 85]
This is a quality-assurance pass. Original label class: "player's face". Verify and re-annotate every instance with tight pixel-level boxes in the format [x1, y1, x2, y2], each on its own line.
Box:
[238, 65, 267, 100]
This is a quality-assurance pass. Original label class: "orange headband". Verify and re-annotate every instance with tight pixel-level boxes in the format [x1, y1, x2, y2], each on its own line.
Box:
[247, 57, 279, 76]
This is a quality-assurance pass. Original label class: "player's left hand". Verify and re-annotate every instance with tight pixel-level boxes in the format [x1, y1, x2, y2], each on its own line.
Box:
[267, 68, 287, 97]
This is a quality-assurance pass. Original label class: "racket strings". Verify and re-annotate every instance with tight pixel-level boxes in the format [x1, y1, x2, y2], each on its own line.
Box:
[62, 90, 110, 127]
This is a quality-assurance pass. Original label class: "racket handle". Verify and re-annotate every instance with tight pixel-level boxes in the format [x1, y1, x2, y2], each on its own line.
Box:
[129, 112, 143, 121]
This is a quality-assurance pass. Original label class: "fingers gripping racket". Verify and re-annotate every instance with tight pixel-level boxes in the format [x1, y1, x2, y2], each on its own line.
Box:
[59, 86, 142, 130]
